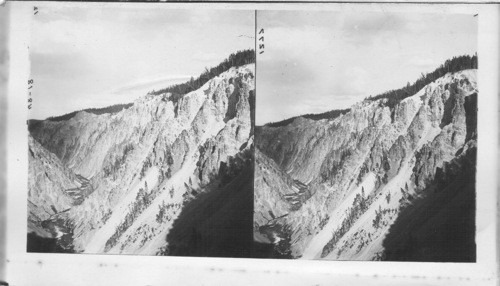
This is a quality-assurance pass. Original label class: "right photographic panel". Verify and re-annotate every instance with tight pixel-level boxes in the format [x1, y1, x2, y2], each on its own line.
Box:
[254, 10, 478, 261]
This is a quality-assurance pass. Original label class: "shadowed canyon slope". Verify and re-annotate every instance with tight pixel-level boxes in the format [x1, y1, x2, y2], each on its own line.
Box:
[28, 63, 255, 255]
[255, 69, 477, 261]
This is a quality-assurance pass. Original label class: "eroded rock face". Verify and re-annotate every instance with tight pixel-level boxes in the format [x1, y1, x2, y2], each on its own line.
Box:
[28, 135, 79, 235]
[29, 64, 255, 255]
[255, 70, 477, 260]
[254, 149, 295, 230]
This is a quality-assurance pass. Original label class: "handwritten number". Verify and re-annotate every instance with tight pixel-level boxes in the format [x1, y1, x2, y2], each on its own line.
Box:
[258, 29, 265, 55]
[28, 78, 34, 110]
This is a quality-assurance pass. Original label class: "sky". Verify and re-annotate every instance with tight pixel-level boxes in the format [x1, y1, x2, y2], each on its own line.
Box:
[256, 11, 478, 125]
[30, 7, 254, 120]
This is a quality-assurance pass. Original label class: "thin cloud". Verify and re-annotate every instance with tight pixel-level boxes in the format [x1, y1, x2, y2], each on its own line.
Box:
[409, 57, 436, 68]
[256, 11, 477, 125]
[110, 75, 191, 95]
[30, 7, 254, 120]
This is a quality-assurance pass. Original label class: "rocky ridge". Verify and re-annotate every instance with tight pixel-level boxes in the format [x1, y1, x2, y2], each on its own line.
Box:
[29, 64, 255, 255]
[255, 69, 477, 260]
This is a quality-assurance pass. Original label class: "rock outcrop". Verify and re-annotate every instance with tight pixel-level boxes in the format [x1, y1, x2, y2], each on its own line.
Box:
[28, 64, 255, 255]
[28, 135, 80, 237]
[254, 70, 477, 261]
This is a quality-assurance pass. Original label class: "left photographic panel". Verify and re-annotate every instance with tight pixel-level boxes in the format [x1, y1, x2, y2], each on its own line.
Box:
[27, 6, 256, 257]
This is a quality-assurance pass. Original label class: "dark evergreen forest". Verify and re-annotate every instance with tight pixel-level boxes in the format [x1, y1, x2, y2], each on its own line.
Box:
[366, 54, 477, 108]
[45, 103, 134, 122]
[149, 49, 255, 98]
[263, 54, 477, 128]
[32, 49, 255, 123]
[265, 109, 350, 128]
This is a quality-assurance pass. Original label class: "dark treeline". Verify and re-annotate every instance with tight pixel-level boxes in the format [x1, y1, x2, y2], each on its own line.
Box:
[366, 54, 477, 109]
[303, 109, 350, 121]
[45, 103, 134, 122]
[34, 50, 254, 124]
[149, 49, 255, 100]
[264, 54, 476, 129]
[265, 109, 350, 128]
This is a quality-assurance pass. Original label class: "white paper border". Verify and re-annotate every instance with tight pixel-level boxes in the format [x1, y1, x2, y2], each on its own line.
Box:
[5, 2, 499, 286]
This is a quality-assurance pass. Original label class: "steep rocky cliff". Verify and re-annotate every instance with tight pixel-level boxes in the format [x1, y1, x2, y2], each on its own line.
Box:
[255, 69, 477, 261]
[28, 64, 255, 255]
[28, 135, 80, 238]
